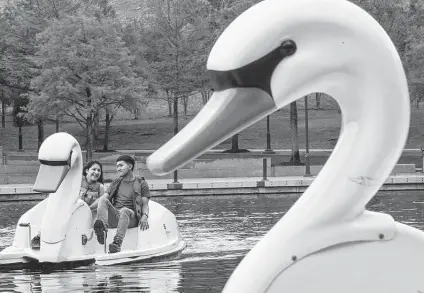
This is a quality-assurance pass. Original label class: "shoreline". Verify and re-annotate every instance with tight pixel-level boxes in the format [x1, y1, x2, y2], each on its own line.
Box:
[1, 174, 423, 202]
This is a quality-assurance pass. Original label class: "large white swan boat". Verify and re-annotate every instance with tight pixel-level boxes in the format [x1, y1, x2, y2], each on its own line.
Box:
[146, 0, 424, 292]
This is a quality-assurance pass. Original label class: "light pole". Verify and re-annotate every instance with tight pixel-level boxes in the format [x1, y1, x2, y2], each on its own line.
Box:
[173, 95, 180, 184]
[263, 115, 275, 154]
[167, 95, 182, 190]
[304, 96, 311, 177]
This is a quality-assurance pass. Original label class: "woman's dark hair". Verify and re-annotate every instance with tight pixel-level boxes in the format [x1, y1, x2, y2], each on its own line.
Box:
[83, 160, 104, 184]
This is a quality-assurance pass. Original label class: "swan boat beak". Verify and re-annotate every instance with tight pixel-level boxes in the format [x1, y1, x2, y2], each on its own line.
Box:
[147, 88, 277, 175]
[33, 156, 71, 193]
[147, 38, 301, 174]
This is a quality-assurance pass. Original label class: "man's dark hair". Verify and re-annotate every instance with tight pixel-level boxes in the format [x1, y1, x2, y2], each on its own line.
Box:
[116, 155, 135, 171]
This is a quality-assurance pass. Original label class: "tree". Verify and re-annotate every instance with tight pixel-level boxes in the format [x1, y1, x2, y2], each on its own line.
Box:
[120, 0, 262, 152]
[0, 1, 41, 92]
[12, 95, 30, 150]
[2, 0, 55, 148]
[0, 12, 13, 126]
[139, 0, 218, 145]
[353, 0, 424, 103]
[0, 87, 12, 128]
[27, 12, 145, 160]
[204, 0, 261, 152]
[403, 1, 424, 104]
[0, 0, 89, 90]
[0, 0, 118, 149]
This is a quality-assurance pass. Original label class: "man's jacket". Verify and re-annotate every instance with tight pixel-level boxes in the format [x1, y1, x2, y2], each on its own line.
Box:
[107, 176, 151, 221]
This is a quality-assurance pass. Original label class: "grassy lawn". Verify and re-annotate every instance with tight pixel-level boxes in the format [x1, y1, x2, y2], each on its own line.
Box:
[1, 107, 424, 152]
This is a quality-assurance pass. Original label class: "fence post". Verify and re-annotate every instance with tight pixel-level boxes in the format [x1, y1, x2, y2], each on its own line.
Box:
[263, 116, 275, 154]
[167, 170, 183, 190]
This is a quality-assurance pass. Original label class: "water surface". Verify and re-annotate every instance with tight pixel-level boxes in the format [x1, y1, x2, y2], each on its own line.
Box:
[0, 191, 423, 292]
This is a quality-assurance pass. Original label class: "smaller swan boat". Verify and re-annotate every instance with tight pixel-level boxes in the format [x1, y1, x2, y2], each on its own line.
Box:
[0, 132, 186, 270]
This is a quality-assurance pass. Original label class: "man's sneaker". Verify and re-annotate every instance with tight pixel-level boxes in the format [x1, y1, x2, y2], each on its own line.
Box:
[109, 238, 122, 253]
[93, 220, 107, 245]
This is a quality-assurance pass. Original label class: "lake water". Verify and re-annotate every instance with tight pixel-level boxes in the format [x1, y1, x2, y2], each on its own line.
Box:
[0, 191, 423, 292]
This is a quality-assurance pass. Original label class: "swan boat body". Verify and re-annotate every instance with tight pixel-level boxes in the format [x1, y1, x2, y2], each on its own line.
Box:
[0, 133, 186, 270]
[147, 0, 424, 292]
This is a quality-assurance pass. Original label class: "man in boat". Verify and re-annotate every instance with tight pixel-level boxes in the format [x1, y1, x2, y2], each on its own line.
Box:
[93, 155, 150, 253]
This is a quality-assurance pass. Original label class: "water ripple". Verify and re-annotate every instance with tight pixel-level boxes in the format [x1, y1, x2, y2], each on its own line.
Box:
[0, 191, 423, 292]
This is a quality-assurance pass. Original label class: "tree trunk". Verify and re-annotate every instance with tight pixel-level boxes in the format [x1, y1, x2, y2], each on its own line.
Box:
[182, 96, 188, 118]
[201, 90, 211, 105]
[1, 94, 5, 128]
[173, 94, 179, 135]
[134, 108, 141, 120]
[289, 101, 301, 164]
[416, 97, 419, 109]
[18, 125, 23, 151]
[93, 110, 100, 146]
[55, 115, 60, 132]
[86, 87, 93, 162]
[201, 91, 207, 105]
[37, 118, 44, 151]
[168, 98, 173, 117]
[231, 134, 239, 151]
[316, 93, 321, 109]
[167, 90, 173, 117]
[103, 108, 112, 151]
[86, 113, 93, 161]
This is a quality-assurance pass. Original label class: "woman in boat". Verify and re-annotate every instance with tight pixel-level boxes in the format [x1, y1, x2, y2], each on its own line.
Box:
[31, 160, 105, 249]
[80, 160, 105, 210]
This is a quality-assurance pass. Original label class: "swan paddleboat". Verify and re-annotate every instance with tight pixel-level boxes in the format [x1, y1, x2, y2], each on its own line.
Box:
[0, 133, 186, 270]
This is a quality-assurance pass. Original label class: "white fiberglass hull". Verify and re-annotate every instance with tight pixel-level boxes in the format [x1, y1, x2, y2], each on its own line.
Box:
[0, 199, 186, 270]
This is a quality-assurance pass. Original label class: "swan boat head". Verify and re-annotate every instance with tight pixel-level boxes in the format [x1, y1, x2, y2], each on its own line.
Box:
[147, 0, 412, 291]
[33, 133, 81, 193]
[33, 132, 83, 261]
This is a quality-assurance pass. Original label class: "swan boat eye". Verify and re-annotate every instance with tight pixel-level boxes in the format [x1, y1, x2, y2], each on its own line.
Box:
[279, 40, 297, 56]
[207, 40, 297, 96]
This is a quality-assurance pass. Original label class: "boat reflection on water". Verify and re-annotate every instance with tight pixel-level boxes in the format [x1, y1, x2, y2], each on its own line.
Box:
[9, 262, 183, 293]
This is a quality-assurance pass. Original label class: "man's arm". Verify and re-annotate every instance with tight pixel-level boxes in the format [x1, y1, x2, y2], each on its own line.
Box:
[139, 197, 150, 230]
[141, 197, 149, 218]
[141, 180, 150, 215]
[139, 180, 151, 230]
